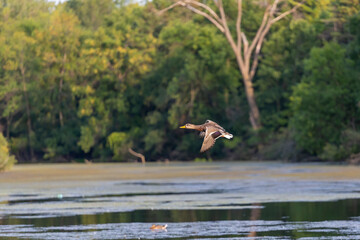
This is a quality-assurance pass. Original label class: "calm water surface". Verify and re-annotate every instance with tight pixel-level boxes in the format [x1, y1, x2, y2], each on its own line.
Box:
[0, 162, 359, 239]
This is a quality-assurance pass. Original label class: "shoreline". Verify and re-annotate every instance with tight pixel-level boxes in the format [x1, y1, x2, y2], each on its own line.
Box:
[1, 162, 360, 183]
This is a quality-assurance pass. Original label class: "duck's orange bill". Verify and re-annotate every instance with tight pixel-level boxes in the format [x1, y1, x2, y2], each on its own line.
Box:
[179, 125, 186, 128]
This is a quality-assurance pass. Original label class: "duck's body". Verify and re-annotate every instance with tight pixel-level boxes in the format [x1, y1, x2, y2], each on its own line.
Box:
[150, 224, 168, 230]
[180, 120, 233, 152]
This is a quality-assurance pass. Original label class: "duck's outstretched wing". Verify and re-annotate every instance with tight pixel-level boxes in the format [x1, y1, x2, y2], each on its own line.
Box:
[200, 126, 222, 152]
[205, 120, 225, 131]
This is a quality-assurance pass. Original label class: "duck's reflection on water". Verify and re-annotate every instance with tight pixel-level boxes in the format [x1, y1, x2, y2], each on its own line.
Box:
[1, 162, 360, 239]
[0, 199, 359, 239]
[247, 203, 262, 239]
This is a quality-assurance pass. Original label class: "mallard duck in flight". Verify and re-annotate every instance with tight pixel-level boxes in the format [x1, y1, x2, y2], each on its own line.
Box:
[180, 120, 233, 152]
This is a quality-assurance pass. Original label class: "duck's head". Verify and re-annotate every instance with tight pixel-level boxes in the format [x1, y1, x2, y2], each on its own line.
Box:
[179, 123, 197, 129]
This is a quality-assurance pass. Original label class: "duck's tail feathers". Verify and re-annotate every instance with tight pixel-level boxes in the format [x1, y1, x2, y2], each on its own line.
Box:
[223, 132, 233, 139]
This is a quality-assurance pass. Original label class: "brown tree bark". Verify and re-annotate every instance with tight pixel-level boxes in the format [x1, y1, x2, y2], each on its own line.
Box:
[59, 53, 67, 127]
[19, 54, 35, 162]
[158, 0, 304, 130]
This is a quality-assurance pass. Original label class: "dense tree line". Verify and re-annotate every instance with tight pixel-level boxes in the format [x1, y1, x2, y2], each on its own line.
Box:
[0, 0, 359, 164]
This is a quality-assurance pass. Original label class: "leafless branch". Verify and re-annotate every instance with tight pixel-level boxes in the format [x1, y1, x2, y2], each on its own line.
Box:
[217, 0, 238, 55]
[270, 0, 305, 24]
[247, 0, 304, 77]
[185, 4, 225, 32]
[184, 0, 222, 23]
[157, 1, 186, 15]
[246, 4, 271, 61]
[128, 148, 146, 164]
[157, 0, 305, 130]
[269, 0, 281, 16]
[236, 0, 242, 53]
[249, 23, 272, 79]
[241, 32, 248, 55]
[157, 1, 225, 32]
[249, 0, 280, 57]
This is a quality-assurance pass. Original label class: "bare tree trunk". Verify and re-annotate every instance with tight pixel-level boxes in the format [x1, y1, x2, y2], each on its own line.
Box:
[20, 62, 35, 162]
[158, 0, 304, 131]
[6, 117, 10, 139]
[5, 114, 14, 140]
[243, 74, 261, 130]
[59, 84, 64, 127]
[59, 53, 67, 127]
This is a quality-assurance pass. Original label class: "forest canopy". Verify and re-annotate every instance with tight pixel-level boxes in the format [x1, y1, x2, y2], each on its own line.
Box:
[0, 0, 359, 163]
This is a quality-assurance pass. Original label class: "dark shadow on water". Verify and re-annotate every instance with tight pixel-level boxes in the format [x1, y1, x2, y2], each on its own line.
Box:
[1, 189, 228, 206]
[2, 198, 359, 225]
[0, 199, 359, 239]
[117, 181, 210, 186]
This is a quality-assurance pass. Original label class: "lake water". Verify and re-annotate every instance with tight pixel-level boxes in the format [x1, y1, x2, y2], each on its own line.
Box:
[0, 162, 359, 239]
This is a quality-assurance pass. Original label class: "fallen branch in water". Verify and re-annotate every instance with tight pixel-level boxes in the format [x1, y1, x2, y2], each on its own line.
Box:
[128, 148, 146, 164]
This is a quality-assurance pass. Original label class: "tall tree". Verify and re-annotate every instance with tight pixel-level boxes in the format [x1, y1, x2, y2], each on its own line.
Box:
[66, 0, 114, 30]
[0, 132, 16, 171]
[74, 3, 158, 159]
[158, 0, 304, 130]
[0, 0, 51, 162]
[290, 42, 358, 155]
[256, 19, 319, 130]
[36, 7, 81, 128]
[1, 30, 38, 161]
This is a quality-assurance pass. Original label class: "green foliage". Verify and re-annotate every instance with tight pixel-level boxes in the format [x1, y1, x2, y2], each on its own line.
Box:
[78, 126, 95, 153]
[0, 0, 359, 162]
[0, 133, 16, 171]
[320, 129, 360, 161]
[290, 42, 359, 155]
[257, 19, 320, 131]
[107, 132, 129, 161]
[258, 128, 299, 161]
[347, 12, 360, 65]
[194, 157, 211, 162]
[66, 0, 114, 30]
